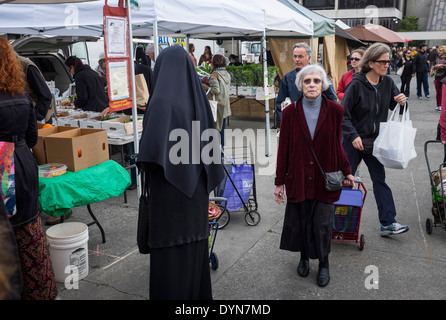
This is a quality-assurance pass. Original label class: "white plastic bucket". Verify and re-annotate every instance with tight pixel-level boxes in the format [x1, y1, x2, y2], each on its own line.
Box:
[46, 222, 89, 283]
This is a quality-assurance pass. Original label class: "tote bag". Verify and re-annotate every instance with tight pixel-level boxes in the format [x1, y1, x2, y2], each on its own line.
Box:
[373, 104, 417, 169]
[0, 142, 16, 217]
[206, 88, 218, 122]
[396, 65, 404, 77]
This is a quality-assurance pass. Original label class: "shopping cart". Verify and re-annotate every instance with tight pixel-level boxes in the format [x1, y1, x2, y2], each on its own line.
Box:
[213, 155, 260, 229]
[424, 140, 446, 234]
[208, 197, 227, 270]
[332, 182, 367, 250]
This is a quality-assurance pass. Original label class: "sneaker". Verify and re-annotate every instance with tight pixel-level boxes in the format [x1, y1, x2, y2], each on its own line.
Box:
[435, 106, 441, 112]
[417, 96, 422, 100]
[406, 96, 410, 100]
[354, 169, 362, 183]
[380, 223, 409, 236]
[426, 95, 430, 98]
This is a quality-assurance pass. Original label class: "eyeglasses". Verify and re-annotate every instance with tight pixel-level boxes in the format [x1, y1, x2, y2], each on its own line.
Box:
[373, 60, 391, 65]
[303, 78, 322, 85]
[351, 57, 361, 61]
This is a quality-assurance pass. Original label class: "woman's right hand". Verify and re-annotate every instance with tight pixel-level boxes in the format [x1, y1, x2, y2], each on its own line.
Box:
[274, 185, 286, 204]
[352, 136, 364, 151]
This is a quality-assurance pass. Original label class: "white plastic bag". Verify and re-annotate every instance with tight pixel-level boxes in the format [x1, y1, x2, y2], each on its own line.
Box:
[372, 104, 417, 169]
[206, 88, 218, 122]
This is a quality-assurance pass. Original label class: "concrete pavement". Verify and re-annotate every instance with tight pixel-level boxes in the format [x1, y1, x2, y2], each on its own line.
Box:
[44, 73, 446, 301]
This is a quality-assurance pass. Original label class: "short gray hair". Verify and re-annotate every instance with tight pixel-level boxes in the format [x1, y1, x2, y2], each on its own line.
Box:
[293, 42, 312, 59]
[295, 64, 330, 91]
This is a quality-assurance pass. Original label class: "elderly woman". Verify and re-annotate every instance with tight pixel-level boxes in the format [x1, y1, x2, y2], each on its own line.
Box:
[342, 42, 409, 237]
[274, 64, 355, 287]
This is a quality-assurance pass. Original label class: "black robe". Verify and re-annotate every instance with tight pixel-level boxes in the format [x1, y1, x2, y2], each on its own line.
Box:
[136, 45, 224, 300]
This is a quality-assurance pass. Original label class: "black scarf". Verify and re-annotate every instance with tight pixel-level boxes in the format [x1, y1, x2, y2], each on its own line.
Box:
[137, 45, 224, 198]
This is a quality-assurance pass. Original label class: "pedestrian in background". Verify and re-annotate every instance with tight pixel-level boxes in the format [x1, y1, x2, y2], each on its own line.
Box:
[275, 42, 337, 127]
[431, 45, 446, 112]
[64, 56, 109, 113]
[342, 42, 409, 237]
[275, 64, 354, 287]
[337, 48, 365, 102]
[412, 43, 430, 100]
[0, 38, 58, 300]
[208, 54, 231, 147]
[397, 50, 415, 100]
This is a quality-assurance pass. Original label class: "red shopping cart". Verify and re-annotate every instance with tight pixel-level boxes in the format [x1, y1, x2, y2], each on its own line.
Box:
[332, 182, 367, 250]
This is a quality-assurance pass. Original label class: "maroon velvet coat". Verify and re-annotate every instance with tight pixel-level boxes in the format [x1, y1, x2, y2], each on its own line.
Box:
[275, 94, 352, 204]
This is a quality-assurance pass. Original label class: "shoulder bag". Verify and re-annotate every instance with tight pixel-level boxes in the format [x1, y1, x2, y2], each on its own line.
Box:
[300, 128, 344, 192]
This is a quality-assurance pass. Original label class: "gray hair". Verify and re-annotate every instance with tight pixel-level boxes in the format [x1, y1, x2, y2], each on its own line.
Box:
[293, 42, 312, 59]
[360, 42, 391, 73]
[295, 64, 330, 91]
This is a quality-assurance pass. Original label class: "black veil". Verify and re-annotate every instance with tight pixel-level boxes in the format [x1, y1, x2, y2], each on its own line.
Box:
[137, 45, 224, 198]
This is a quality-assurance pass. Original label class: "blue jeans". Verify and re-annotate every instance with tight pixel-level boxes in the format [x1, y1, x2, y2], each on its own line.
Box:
[343, 140, 397, 226]
[416, 71, 430, 98]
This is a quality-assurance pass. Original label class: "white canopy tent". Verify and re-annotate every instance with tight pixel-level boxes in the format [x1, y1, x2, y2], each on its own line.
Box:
[0, 0, 313, 159]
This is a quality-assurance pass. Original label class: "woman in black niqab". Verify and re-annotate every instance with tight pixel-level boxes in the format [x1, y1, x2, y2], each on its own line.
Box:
[137, 45, 224, 300]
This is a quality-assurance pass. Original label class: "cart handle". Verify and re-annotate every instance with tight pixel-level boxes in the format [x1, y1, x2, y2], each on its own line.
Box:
[424, 140, 445, 189]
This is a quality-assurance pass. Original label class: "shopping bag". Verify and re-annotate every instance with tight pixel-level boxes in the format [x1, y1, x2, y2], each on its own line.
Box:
[206, 88, 218, 122]
[0, 142, 16, 218]
[396, 65, 404, 77]
[373, 104, 417, 169]
[222, 160, 253, 211]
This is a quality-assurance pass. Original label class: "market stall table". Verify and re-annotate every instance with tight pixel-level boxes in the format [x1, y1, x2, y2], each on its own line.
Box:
[38, 160, 131, 243]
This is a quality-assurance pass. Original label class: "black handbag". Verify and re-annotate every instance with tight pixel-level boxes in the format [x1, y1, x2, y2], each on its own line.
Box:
[137, 170, 151, 254]
[301, 128, 344, 192]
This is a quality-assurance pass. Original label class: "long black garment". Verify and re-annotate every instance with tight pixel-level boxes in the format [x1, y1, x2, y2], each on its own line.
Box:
[0, 92, 39, 228]
[280, 200, 334, 261]
[137, 45, 224, 300]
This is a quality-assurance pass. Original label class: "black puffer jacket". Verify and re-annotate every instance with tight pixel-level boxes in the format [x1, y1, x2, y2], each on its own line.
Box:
[74, 64, 109, 112]
[341, 72, 402, 143]
[412, 50, 429, 73]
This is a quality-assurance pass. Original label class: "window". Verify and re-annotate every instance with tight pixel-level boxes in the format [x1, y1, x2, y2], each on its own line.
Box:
[303, 0, 335, 10]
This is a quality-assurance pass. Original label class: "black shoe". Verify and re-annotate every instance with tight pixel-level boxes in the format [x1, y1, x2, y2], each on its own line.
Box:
[297, 259, 309, 277]
[317, 267, 330, 287]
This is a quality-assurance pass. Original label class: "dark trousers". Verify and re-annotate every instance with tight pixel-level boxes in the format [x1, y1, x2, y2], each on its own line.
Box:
[400, 76, 412, 97]
[343, 140, 397, 226]
[416, 71, 430, 98]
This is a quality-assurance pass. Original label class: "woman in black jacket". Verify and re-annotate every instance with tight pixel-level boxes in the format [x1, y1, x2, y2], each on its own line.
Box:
[397, 50, 415, 99]
[342, 42, 409, 237]
[64, 56, 109, 112]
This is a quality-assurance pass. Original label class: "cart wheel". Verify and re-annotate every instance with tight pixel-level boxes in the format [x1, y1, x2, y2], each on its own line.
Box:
[217, 209, 230, 229]
[426, 218, 433, 235]
[245, 211, 260, 226]
[210, 252, 219, 270]
[359, 234, 365, 251]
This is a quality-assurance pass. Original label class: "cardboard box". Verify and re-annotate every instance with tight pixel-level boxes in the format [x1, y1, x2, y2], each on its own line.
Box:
[102, 115, 143, 139]
[44, 128, 109, 172]
[32, 126, 77, 165]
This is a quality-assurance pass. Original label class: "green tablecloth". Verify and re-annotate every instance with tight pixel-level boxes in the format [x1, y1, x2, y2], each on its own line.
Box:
[39, 160, 131, 217]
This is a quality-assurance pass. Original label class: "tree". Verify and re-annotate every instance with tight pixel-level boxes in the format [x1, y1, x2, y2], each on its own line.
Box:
[398, 15, 420, 32]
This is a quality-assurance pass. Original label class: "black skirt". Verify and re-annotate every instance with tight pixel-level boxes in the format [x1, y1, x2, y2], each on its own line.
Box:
[280, 200, 334, 261]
